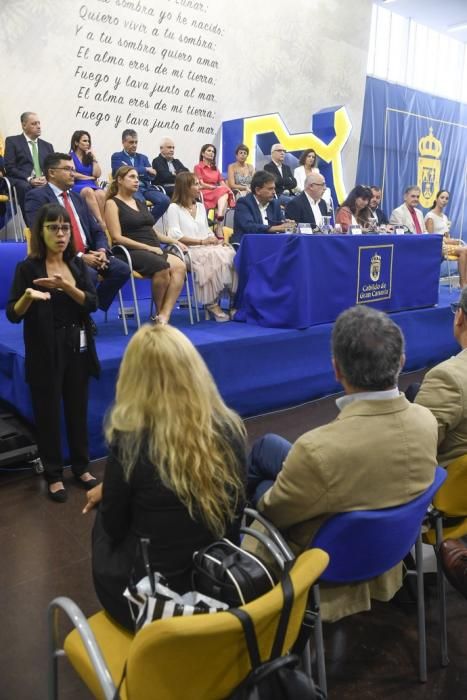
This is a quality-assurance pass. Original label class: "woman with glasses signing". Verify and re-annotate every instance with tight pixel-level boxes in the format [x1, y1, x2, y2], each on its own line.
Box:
[7, 203, 100, 502]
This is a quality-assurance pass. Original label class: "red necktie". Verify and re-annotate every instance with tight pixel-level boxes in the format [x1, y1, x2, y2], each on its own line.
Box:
[61, 191, 85, 253]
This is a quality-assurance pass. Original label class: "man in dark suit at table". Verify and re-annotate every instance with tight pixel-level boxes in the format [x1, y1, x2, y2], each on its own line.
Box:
[25, 153, 130, 312]
[4, 112, 54, 215]
[264, 143, 297, 206]
[111, 129, 170, 220]
[152, 137, 188, 196]
[232, 170, 294, 244]
[285, 173, 329, 229]
[369, 186, 390, 227]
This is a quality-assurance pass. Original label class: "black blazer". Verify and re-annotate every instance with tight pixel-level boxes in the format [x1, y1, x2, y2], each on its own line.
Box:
[6, 257, 100, 384]
[4, 133, 54, 184]
[285, 192, 329, 227]
[152, 154, 189, 188]
[232, 192, 284, 243]
[372, 206, 389, 226]
[24, 184, 109, 250]
[264, 161, 297, 195]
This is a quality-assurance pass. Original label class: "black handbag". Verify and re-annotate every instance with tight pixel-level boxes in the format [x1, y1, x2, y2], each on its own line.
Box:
[192, 538, 280, 607]
[226, 571, 326, 699]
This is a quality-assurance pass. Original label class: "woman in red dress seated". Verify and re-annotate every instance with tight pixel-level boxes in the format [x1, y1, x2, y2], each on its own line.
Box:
[194, 144, 235, 238]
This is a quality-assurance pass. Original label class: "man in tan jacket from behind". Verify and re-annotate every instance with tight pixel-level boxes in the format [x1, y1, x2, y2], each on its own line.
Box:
[415, 287, 467, 466]
[246, 305, 438, 622]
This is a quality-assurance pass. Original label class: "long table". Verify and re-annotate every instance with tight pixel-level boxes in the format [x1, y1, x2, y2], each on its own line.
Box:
[234, 233, 443, 329]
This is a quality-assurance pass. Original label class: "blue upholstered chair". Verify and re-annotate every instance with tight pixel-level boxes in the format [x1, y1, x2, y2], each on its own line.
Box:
[247, 466, 447, 693]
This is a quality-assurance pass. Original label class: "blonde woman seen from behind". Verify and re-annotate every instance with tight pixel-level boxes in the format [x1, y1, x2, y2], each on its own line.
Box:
[164, 171, 236, 322]
[91, 324, 246, 630]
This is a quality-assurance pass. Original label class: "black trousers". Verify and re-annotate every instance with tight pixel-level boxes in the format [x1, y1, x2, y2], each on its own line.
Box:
[29, 327, 90, 484]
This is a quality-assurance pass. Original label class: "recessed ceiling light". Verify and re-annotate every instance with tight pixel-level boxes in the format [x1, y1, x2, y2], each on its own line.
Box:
[382, 0, 397, 4]
[447, 22, 467, 32]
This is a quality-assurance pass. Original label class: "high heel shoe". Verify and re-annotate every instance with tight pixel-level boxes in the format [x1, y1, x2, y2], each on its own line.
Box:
[215, 216, 225, 240]
[206, 303, 230, 323]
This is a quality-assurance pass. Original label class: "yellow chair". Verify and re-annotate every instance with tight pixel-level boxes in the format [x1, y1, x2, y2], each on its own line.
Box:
[424, 455, 467, 544]
[423, 454, 467, 667]
[47, 548, 328, 700]
[441, 238, 464, 292]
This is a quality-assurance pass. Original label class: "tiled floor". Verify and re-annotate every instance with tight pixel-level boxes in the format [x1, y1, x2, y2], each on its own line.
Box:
[1, 370, 466, 699]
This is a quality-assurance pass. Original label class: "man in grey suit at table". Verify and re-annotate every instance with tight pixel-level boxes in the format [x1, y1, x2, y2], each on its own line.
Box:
[4, 112, 54, 215]
[231, 170, 294, 244]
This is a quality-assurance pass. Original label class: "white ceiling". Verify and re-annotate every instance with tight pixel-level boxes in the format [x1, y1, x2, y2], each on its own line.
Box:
[374, 0, 467, 44]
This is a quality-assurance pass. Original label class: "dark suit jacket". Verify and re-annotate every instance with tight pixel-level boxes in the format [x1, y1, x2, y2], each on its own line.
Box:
[24, 184, 108, 250]
[232, 193, 283, 243]
[152, 154, 188, 188]
[372, 206, 389, 226]
[111, 150, 153, 190]
[285, 193, 329, 227]
[4, 133, 54, 184]
[6, 256, 99, 384]
[264, 161, 297, 195]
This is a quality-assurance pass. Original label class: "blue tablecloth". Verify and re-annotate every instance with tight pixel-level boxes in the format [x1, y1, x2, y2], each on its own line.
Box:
[234, 233, 443, 328]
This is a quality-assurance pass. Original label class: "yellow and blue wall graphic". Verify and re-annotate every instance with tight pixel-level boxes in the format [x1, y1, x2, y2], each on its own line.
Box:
[220, 106, 352, 207]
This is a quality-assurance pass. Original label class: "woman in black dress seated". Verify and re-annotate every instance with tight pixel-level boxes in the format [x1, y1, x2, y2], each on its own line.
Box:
[105, 165, 186, 325]
[90, 323, 246, 629]
[7, 203, 100, 502]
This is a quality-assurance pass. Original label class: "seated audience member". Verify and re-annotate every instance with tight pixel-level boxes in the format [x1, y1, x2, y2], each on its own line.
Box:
[152, 137, 188, 196]
[369, 186, 390, 227]
[264, 143, 297, 206]
[111, 129, 170, 221]
[104, 166, 186, 325]
[389, 186, 426, 233]
[415, 286, 467, 465]
[425, 189, 467, 286]
[285, 173, 329, 229]
[87, 323, 246, 630]
[335, 185, 373, 233]
[69, 130, 106, 228]
[231, 170, 294, 244]
[227, 144, 255, 199]
[412, 288, 467, 595]
[25, 153, 130, 312]
[4, 111, 54, 214]
[293, 148, 319, 192]
[7, 203, 100, 502]
[164, 172, 235, 322]
[194, 143, 235, 238]
[245, 305, 438, 622]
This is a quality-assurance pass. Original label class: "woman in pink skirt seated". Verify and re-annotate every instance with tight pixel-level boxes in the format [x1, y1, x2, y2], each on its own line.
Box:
[194, 144, 235, 238]
[164, 172, 236, 322]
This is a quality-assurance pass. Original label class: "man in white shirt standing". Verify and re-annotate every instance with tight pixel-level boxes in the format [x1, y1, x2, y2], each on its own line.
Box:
[4, 112, 54, 214]
[285, 173, 330, 229]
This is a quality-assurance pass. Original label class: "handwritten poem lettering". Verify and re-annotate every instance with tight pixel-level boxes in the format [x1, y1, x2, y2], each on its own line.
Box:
[72, 0, 224, 135]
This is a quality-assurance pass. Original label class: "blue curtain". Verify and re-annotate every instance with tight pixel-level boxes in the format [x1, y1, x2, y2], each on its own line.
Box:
[356, 76, 467, 240]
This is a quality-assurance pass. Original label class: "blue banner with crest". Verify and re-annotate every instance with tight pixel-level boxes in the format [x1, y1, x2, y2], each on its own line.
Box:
[356, 76, 467, 240]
